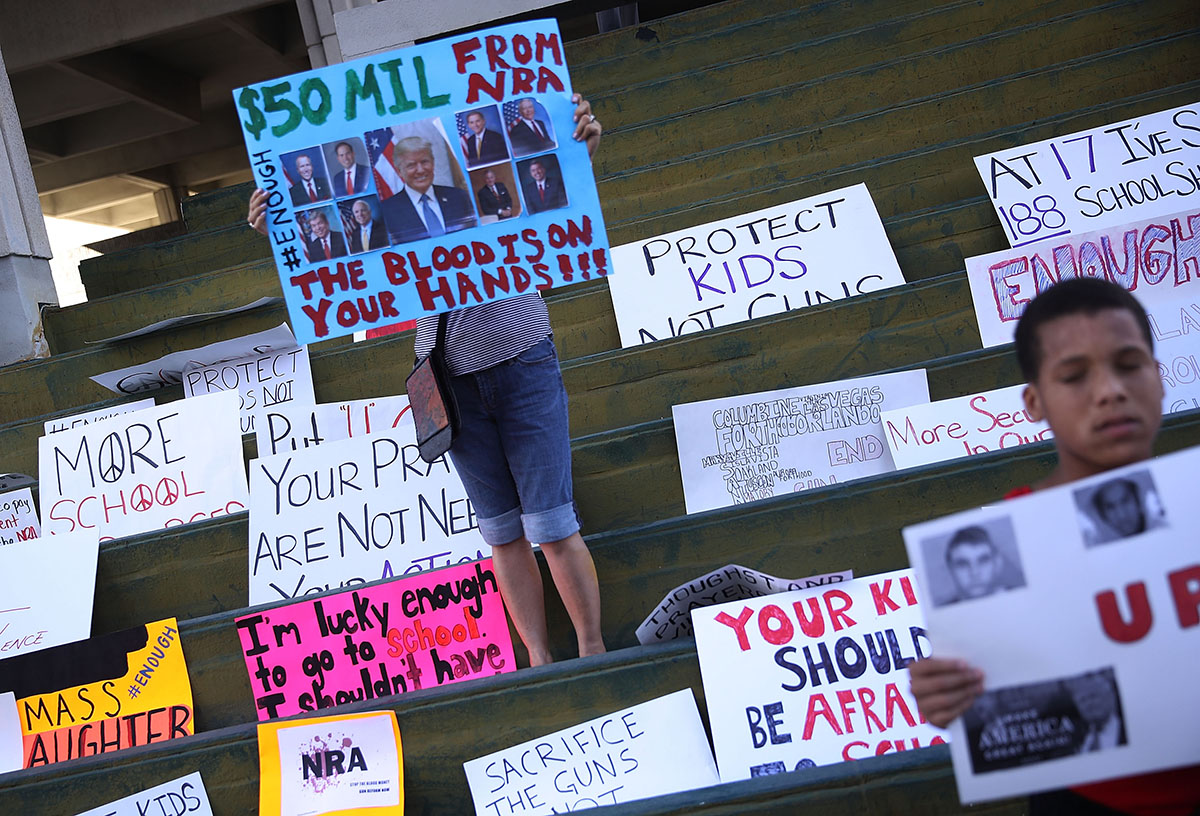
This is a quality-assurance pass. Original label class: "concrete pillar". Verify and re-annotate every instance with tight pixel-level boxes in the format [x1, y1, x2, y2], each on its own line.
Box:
[0, 44, 56, 364]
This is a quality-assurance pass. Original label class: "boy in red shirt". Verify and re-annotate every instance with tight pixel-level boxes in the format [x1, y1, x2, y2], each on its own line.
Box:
[909, 278, 1199, 815]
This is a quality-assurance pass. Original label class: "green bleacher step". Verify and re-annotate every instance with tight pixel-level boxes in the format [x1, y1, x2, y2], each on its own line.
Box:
[181, 182, 259, 233]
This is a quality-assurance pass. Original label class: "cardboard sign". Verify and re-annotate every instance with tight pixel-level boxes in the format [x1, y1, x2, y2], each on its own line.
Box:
[236, 559, 513, 719]
[903, 448, 1200, 802]
[0, 487, 41, 545]
[0, 618, 194, 769]
[0, 693, 20, 773]
[607, 183, 905, 346]
[882, 384, 1053, 470]
[183, 346, 316, 435]
[258, 710, 404, 816]
[91, 323, 298, 394]
[255, 395, 412, 458]
[0, 529, 98, 657]
[637, 565, 853, 645]
[38, 391, 249, 541]
[974, 100, 1200, 247]
[73, 772, 214, 816]
[43, 399, 156, 436]
[248, 420, 485, 606]
[692, 569, 947, 781]
[672, 370, 930, 514]
[234, 19, 611, 344]
[463, 689, 718, 814]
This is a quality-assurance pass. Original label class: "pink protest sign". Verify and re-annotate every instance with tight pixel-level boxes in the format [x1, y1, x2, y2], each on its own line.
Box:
[235, 559, 514, 719]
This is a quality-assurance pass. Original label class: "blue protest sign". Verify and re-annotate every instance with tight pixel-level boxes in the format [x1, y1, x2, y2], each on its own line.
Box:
[233, 20, 611, 345]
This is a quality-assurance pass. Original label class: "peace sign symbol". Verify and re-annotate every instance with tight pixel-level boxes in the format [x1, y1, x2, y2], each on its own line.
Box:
[97, 436, 126, 483]
[130, 484, 154, 513]
[156, 477, 180, 507]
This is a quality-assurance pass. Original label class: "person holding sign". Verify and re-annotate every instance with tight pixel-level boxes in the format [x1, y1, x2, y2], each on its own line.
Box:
[908, 279, 1198, 814]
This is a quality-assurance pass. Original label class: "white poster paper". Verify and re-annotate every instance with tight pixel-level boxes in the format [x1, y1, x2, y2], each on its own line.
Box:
[43, 399, 156, 436]
[275, 712, 401, 815]
[183, 346, 315, 435]
[693, 569, 947, 781]
[255, 395, 412, 458]
[965, 208, 1200, 414]
[463, 689, 719, 814]
[38, 390, 249, 541]
[0, 529, 98, 657]
[607, 183, 905, 346]
[0, 488, 41, 545]
[73, 771, 214, 816]
[0, 692, 21, 774]
[882, 384, 1053, 470]
[637, 565, 853, 645]
[672, 370, 930, 514]
[974, 100, 1200, 247]
[248, 417, 485, 606]
[903, 447, 1200, 802]
[90, 323, 298, 395]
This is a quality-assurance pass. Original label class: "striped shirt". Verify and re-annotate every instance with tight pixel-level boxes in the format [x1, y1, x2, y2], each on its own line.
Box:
[414, 292, 552, 376]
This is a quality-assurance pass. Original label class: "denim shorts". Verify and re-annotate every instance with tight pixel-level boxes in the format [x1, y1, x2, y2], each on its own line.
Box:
[447, 336, 580, 546]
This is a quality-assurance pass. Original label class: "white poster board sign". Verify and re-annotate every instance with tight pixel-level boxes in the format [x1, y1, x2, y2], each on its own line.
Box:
[637, 565, 853, 645]
[0, 692, 22, 774]
[965, 208, 1200, 414]
[882, 384, 1053, 470]
[672, 369, 929, 514]
[0, 488, 41, 545]
[0, 529, 98, 657]
[693, 569, 947, 781]
[255, 395, 412, 458]
[38, 390, 249, 541]
[248, 417, 485, 606]
[464, 689, 719, 813]
[607, 183, 905, 346]
[903, 447, 1200, 802]
[183, 346, 315, 435]
[73, 772, 214, 816]
[43, 399, 155, 436]
[974, 100, 1200, 247]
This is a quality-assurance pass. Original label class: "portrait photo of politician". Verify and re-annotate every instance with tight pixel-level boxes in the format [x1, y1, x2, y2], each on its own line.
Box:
[1073, 469, 1167, 547]
[470, 164, 520, 222]
[339, 196, 388, 254]
[283, 148, 332, 207]
[324, 137, 373, 198]
[457, 106, 509, 168]
[518, 155, 568, 215]
[505, 97, 556, 157]
[297, 207, 346, 262]
[921, 517, 1027, 607]
[378, 124, 477, 245]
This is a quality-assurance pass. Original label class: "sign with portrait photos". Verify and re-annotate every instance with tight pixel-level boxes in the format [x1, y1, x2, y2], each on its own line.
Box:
[903, 446, 1200, 802]
[234, 19, 611, 344]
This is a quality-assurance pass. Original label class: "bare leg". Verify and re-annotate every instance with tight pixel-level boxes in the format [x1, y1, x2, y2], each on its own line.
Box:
[490, 537, 553, 666]
[541, 531, 606, 657]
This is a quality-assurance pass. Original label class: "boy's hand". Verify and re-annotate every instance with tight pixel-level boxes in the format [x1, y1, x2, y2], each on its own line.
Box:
[247, 188, 268, 236]
[571, 93, 602, 158]
[908, 657, 984, 728]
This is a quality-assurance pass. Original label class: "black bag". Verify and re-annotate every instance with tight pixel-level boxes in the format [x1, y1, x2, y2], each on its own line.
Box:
[405, 313, 459, 463]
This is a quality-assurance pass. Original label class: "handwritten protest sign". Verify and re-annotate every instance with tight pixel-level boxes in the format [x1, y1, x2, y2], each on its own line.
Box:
[672, 370, 929, 514]
[258, 710, 404, 816]
[0, 529, 98, 657]
[236, 559, 513, 719]
[693, 569, 947, 781]
[904, 446, 1200, 802]
[974, 100, 1200, 247]
[0, 487, 41, 545]
[74, 772, 214, 816]
[255, 395, 412, 458]
[249, 418, 485, 605]
[183, 346, 315, 435]
[91, 324, 298, 394]
[463, 689, 718, 814]
[882, 384, 1052, 470]
[965, 208, 1200, 413]
[43, 399, 155, 436]
[637, 565, 853, 645]
[234, 19, 610, 345]
[38, 391, 249, 541]
[607, 183, 905, 346]
[0, 618, 193, 769]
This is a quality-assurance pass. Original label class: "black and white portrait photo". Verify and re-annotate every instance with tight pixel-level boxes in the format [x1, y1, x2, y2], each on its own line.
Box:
[1073, 469, 1167, 548]
[920, 517, 1027, 607]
